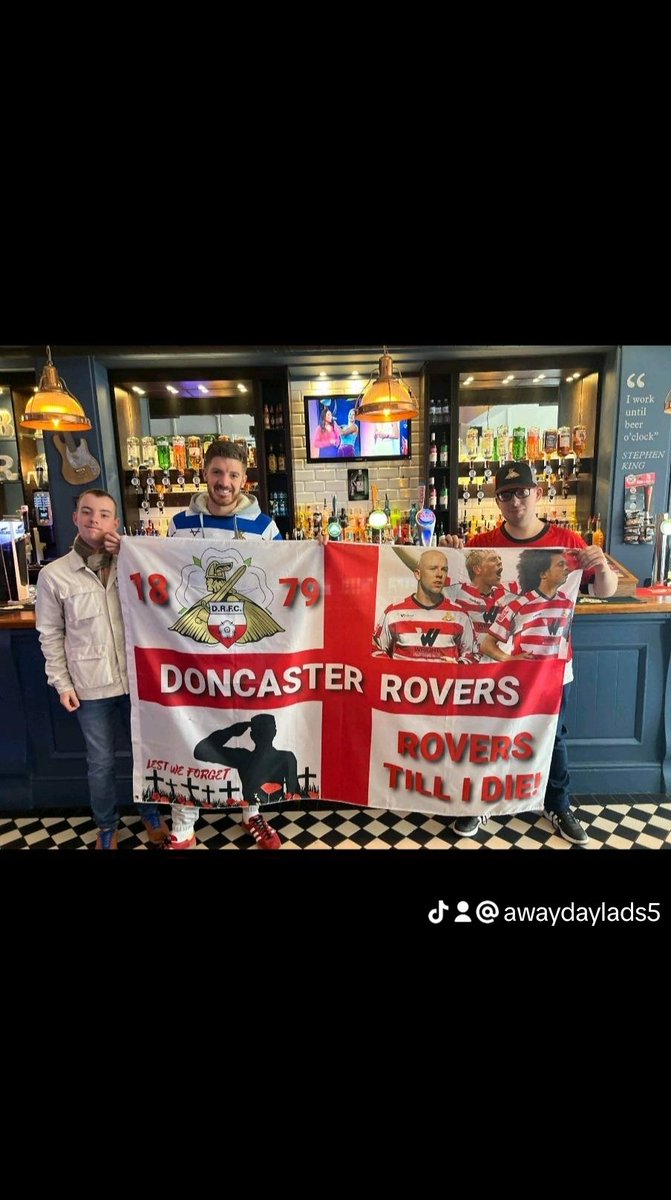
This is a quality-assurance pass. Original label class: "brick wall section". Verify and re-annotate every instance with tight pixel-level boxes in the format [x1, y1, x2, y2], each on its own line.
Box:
[290, 379, 423, 523]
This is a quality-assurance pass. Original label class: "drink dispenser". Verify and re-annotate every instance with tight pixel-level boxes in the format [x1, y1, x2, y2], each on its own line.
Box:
[0, 516, 31, 603]
[650, 513, 671, 589]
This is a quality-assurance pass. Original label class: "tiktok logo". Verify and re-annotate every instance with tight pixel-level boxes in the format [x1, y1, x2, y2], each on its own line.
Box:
[428, 900, 449, 924]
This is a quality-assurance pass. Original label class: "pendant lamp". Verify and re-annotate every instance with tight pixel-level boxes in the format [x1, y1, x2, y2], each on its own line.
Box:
[354, 346, 419, 423]
[20, 346, 92, 431]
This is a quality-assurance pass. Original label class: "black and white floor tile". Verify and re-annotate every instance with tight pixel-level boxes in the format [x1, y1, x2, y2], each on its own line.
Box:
[1, 796, 670, 849]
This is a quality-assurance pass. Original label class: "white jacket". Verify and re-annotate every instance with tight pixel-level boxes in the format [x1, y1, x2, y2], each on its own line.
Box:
[35, 550, 129, 700]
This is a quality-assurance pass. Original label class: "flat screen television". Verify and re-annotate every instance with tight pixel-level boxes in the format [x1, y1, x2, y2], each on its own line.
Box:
[304, 395, 411, 463]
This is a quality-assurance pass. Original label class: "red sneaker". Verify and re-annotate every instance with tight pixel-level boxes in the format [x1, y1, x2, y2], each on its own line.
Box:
[162, 833, 197, 850]
[241, 814, 281, 850]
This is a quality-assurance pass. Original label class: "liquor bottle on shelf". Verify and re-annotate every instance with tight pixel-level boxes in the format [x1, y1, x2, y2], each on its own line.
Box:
[592, 515, 605, 549]
[187, 436, 202, 471]
[572, 424, 587, 455]
[138, 437, 154, 469]
[156, 436, 171, 471]
[172, 436, 187, 473]
[439, 479, 448, 509]
[428, 478, 437, 509]
[277, 444, 286, 472]
[126, 435, 141, 470]
[439, 434, 449, 466]
[263, 404, 270, 429]
[268, 445, 277, 473]
[429, 432, 438, 467]
[543, 428, 558, 456]
[526, 426, 541, 460]
[480, 427, 494, 460]
[495, 426, 508, 461]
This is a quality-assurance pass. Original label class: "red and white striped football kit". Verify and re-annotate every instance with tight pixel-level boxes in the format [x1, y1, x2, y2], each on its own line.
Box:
[373, 594, 478, 662]
[487, 589, 574, 660]
[445, 582, 518, 644]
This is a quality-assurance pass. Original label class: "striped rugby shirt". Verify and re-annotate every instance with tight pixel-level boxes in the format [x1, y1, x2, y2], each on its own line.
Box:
[487, 589, 574, 660]
[444, 581, 518, 646]
[373, 594, 478, 663]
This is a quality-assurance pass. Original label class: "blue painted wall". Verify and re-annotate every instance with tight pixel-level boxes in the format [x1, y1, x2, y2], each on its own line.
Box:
[610, 346, 671, 580]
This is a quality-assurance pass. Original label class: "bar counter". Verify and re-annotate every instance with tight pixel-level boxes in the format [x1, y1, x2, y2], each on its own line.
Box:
[1, 592, 670, 810]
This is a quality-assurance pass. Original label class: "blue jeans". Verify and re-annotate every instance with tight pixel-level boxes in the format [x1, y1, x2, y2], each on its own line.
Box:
[75, 694, 161, 831]
[543, 682, 571, 815]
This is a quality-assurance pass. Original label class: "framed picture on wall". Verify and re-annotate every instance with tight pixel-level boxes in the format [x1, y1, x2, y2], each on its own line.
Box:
[348, 467, 370, 502]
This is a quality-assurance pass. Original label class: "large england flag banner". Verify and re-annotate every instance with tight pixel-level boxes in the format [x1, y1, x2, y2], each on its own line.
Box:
[118, 539, 581, 821]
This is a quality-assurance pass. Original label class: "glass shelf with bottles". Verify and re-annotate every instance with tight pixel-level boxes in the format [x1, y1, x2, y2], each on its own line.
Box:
[126, 433, 258, 474]
[428, 397, 451, 425]
[458, 422, 591, 467]
[262, 402, 285, 434]
[266, 442, 287, 475]
[124, 465, 258, 502]
[426, 473, 450, 514]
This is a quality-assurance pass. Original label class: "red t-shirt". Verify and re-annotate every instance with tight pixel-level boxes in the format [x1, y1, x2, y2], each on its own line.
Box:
[466, 522, 593, 683]
[466, 522, 594, 585]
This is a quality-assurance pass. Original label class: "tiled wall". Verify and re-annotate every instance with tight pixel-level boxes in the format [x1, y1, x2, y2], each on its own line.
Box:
[290, 379, 423, 520]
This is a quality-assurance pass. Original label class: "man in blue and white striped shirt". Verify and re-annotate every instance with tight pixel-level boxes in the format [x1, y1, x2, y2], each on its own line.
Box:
[167, 439, 283, 848]
[168, 440, 282, 542]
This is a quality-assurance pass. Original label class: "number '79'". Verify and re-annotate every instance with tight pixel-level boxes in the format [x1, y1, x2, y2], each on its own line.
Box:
[279, 577, 320, 607]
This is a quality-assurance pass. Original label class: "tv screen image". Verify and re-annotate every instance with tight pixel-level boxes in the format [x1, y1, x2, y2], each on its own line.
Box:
[304, 395, 411, 463]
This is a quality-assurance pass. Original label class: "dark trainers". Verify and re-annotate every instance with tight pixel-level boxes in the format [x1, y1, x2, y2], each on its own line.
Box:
[140, 811, 170, 845]
[544, 808, 589, 845]
[241, 813, 281, 850]
[450, 815, 482, 838]
[95, 827, 119, 850]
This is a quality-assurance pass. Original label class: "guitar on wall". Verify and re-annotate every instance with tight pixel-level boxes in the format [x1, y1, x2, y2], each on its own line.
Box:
[53, 432, 101, 486]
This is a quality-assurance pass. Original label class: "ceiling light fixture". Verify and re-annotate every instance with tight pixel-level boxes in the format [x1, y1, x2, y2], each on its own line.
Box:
[20, 346, 92, 431]
[354, 347, 419, 423]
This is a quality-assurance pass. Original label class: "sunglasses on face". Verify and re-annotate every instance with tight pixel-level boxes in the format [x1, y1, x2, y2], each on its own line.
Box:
[496, 487, 533, 502]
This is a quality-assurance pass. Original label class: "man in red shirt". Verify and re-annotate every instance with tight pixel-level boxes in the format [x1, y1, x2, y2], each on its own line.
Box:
[373, 549, 477, 663]
[443, 460, 617, 845]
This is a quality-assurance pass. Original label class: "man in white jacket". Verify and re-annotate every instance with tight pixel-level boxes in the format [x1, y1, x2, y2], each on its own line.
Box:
[35, 489, 169, 849]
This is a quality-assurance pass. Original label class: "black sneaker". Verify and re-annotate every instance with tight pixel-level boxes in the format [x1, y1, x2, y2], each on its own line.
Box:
[543, 808, 589, 845]
[450, 815, 482, 838]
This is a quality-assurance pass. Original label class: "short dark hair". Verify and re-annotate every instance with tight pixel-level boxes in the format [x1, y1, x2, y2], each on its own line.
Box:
[203, 439, 247, 470]
[75, 488, 117, 516]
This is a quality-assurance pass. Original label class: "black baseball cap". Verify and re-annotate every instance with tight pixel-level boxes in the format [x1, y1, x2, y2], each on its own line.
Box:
[494, 461, 538, 492]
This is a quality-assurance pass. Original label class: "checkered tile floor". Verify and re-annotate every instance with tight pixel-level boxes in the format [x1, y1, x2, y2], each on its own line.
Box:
[1, 796, 670, 849]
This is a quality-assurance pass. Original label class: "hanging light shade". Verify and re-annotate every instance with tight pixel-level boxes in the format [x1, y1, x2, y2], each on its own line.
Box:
[354, 346, 419, 423]
[20, 346, 92, 431]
